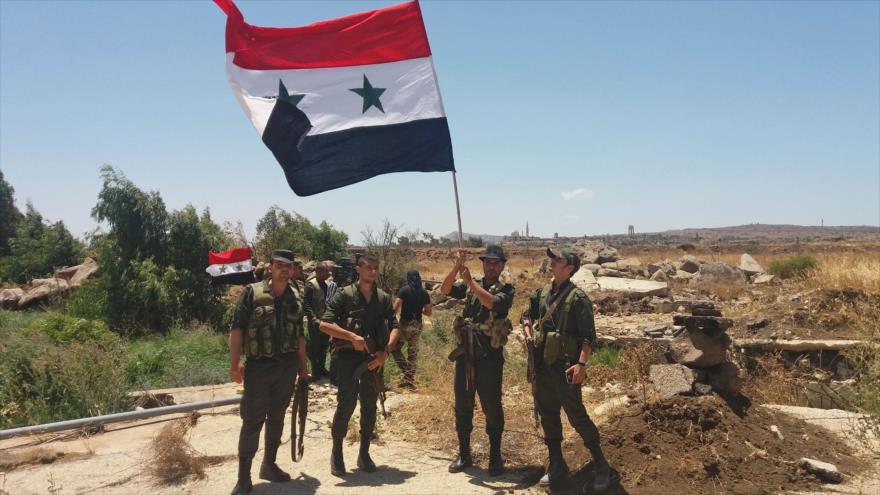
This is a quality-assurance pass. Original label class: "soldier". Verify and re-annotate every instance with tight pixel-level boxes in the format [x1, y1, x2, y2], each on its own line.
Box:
[439, 245, 515, 477]
[319, 253, 400, 476]
[290, 259, 305, 295]
[391, 269, 432, 389]
[521, 248, 612, 493]
[228, 249, 309, 495]
[305, 261, 332, 378]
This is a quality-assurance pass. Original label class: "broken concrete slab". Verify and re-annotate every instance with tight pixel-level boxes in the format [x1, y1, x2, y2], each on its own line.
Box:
[707, 362, 742, 395]
[739, 254, 764, 275]
[593, 277, 669, 297]
[571, 268, 598, 292]
[753, 273, 775, 285]
[649, 364, 696, 399]
[670, 329, 731, 368]
[1, 288, 24, 310]
[799, 457, 843, 484]
[680, 255, 700, 273]
[733, 339, 865, 352]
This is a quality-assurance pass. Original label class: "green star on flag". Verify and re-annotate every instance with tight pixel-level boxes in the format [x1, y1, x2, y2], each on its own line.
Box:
[277, 80, 305, 107]
[349, 75, 386, 113]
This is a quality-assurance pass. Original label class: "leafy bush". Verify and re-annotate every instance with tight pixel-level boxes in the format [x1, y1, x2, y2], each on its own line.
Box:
[0, 311, 129, 428]
[125, 325, 229, 389]
[66, 279, 109, 321]
[767, 254, 819, 279]
[26, 312, 118, 346]
[589, 346, 620, 368]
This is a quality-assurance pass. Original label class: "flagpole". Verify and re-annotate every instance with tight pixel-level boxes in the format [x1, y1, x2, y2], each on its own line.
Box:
[451, 171, 464, 249]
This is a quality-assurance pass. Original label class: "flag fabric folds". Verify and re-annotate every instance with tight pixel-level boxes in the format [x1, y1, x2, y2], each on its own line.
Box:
[215, 0, 455, 196]
[206, 246, 255, 285]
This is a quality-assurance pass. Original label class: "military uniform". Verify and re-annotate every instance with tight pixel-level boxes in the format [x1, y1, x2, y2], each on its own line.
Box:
[304, 276, 331, 377]
[231, 275, 304, 492]
[524, 247, 611, 491]
[447, 252, 515, 476]
[322, 282, 398, 474]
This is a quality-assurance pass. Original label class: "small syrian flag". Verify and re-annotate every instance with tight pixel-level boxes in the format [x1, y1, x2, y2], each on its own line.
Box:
[215, 0, 455, 196]
[206, 247, 255, 285]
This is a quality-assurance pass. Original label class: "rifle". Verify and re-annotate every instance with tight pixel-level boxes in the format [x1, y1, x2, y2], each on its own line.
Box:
[290, 375, 309, 462]
[522, 321, 540, 429]
[354, 338, 388, 418]
[447, 317, 475, 394]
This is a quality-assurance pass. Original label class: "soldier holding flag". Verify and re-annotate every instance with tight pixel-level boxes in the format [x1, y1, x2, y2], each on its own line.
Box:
[439, 245, 515, 477]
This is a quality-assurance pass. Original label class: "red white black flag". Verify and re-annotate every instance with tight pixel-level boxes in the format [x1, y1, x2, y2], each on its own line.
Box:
[206, 247, 255, 285]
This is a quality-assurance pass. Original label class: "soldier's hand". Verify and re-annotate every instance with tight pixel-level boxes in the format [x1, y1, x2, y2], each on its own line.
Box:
[298, 368, 310, 381]
[230, 362, 245, 383]
[565, 363, 587, 385]
[351, 334, 366, 352]
[454, 249, 468, 268]
[459, 265, 473, 284]
[368, 351, 387, 371]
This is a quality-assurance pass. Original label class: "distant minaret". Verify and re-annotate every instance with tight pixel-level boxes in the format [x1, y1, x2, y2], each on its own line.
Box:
[821, 218, 824, 228]
[526, 221, 530, 238]
[628, 225, 635, 236]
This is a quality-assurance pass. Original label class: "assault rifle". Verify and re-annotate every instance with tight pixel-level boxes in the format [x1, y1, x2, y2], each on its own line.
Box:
[522, 321, 540, 429]
[290, 375, 309, 461]
[448, 317, 476, 394]
[353, 338, 388, 418]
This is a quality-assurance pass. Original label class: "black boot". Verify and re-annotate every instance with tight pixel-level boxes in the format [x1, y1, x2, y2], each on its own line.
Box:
[487, 433, 504, 476]
[588, 441, 611, 493]
[231, 457, 253, 495]
[539, 441, 569, 486]
[448, 432, 473, 473]
[258, 461, 291, 482]
[357, 435, 377, 472]
[330, 438, 346, 477]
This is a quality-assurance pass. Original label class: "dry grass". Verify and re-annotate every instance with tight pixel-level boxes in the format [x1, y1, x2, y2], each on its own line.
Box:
[0, 448, 90, 472]
[148, 412, 208, 484]
[808, 253, 880, 293]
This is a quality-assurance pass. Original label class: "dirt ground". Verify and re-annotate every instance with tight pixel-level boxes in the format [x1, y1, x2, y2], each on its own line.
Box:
[2, 382, 876, 495]
[0, 381, 527, 495]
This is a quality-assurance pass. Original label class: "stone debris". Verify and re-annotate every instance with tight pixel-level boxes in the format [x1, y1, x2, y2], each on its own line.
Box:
[753, 273, 776, 285]
[1, 287, 24, 309]
[679, 255, 701, 274]
[798, 458, 843, 484]
[649, 364, 697, 399]
[769, 425, 784, 441]
[739, 253, 764, 275]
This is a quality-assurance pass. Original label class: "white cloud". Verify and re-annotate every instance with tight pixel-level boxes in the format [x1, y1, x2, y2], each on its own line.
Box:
[560, 188, 594, 201]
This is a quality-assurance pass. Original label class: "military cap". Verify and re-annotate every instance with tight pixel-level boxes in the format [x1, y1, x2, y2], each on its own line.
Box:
[547, 247, 580, 272]
[272, 249, 295, 264]
[479, 244, 507, 262]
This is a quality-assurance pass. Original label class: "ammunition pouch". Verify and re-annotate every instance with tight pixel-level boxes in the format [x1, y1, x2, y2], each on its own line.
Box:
[539, 330, 580, 365]
[486, 318, 512, 349]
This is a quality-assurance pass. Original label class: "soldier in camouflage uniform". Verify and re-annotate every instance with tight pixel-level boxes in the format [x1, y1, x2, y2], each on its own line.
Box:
[228, 249, 309, 495]
[522, 248, 612, 493]
[440, 245, 515, 477]
[319, 253, 399, 476]
[305, 261, 332, 378]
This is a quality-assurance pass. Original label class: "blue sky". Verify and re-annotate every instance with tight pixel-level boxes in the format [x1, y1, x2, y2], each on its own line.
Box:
[2, 0, 878, 243]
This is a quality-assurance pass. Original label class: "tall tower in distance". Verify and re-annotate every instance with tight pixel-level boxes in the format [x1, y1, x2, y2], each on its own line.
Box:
[526, 221, 530, 238]
[628, 225, 635, 236]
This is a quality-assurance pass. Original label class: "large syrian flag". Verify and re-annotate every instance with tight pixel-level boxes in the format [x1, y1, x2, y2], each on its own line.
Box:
[206, 247, 255, 285]
[215, 0, 455, 196]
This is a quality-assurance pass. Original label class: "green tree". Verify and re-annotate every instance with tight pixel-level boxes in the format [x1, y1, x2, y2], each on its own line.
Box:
[0, 170, 22, 256]
[466, 236, 484, 248]
[1, 202, 82, 283]
[254, 205, 347, 262]
[89, 166, 229, 333]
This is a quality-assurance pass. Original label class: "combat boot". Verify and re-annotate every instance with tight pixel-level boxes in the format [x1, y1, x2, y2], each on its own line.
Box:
[230, 457, 253, 495]
[588, 441, 611, 493]
[330, 438, 346, 477]
[258, 462, 291, 482]
[539, 441, 569, 486]
[487, 433, 504, 476]
[448, 432, 473, 473]
[357, 435, 377, 472]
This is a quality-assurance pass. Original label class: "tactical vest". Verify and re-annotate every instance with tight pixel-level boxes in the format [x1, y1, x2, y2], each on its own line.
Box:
[242, 281, 303, 358]
[459, 280, 513, 349]
[331, 284, 391, 352]
[533, 283, 582, 364]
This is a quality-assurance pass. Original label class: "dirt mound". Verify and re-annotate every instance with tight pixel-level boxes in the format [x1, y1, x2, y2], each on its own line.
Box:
[560, 396, 867, 495]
